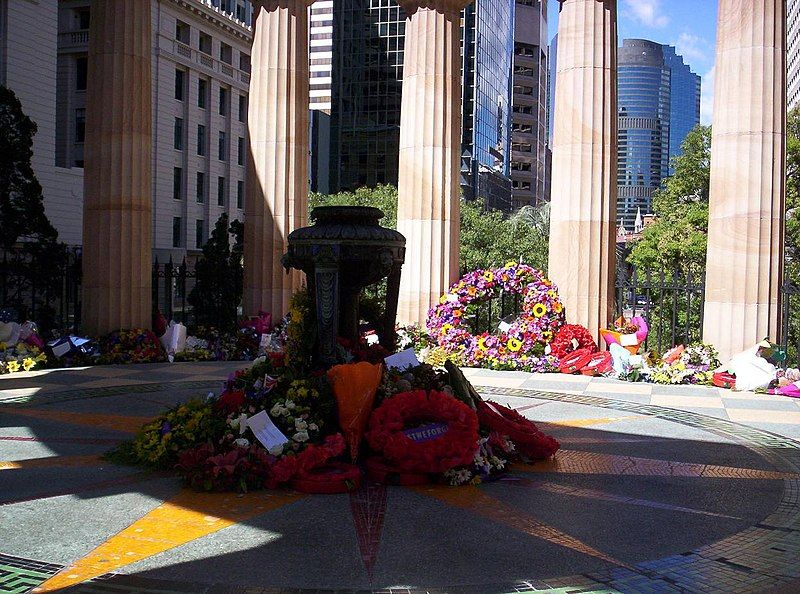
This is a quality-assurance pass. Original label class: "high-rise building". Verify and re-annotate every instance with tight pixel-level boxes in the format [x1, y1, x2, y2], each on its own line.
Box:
[662, 46, 701, 171]
[461, 0, 516, 210]
[616, 39, 699, 231]
[2, 0, 253, 259]
[309, 1, 334, 112]
[789, 0, 800, 109]
[509, 0, 549, 208]
[324, 0, 529, 212]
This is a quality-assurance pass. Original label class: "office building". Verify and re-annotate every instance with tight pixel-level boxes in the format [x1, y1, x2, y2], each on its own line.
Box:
[2, 0, 253, 261]
[617, 39, 699, 231]
[510, 0, 549, 208]
[789, 0, 800, 109]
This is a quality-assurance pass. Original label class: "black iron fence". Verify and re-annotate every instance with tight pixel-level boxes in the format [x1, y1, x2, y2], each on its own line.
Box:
[0, 247, 82, 333]
[615, 267, 706, 354]
[152, 257, 197, 326]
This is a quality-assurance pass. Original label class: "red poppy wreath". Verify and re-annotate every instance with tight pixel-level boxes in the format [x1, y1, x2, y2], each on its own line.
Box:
[366, 390, 480, 474]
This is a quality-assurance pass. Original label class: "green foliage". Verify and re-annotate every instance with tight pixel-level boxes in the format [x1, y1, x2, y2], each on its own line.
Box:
[188, 213, 244, 331]
[309, 184, 398, 228]
[627, 125, 712, 271]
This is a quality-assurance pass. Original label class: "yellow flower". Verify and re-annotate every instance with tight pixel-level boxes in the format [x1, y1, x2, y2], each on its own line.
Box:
[439, 295, 448, 305]
[22, 358, 35, 372]
[507, 338, 523, 352]
[483, 271, 494, 282]
[505, 261, 518, 268]
[478, 336, 488, 351]
[542, 331, 553, 342]
[6, 360, 20, 373]
[532, 303, 547, 318]
[553, 302, 563, 314]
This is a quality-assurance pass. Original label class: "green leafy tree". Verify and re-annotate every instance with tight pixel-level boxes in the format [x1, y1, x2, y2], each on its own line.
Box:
[309, 184, 398, 228]
[188, 213, 244, 330]
[628, 124, 712, 271]
[0, 85, 67, 329]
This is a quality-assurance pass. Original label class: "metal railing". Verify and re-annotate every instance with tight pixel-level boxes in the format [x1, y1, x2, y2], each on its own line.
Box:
[615, 267, 706, 353]
[0, 247, 82, 333]
[152, 258, 197, 326]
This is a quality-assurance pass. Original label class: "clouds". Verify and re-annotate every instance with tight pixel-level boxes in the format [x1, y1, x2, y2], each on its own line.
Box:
[674, 33, 711, 67]
[622, 0, 669, 28]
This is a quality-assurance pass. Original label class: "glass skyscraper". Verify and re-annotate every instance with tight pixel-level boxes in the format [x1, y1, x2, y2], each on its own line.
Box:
[461, 0, 515, 210]
[617, 39, 699, 231]
[323, 0, 519, 210]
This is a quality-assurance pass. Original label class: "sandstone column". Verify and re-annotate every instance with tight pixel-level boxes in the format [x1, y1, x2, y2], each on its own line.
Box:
[547, 0, 617, 342]
[82, 0, 152, 334]
[703, 0, 786, 361]
[396, 0, 469, 325]
[244, 0, 313, 318]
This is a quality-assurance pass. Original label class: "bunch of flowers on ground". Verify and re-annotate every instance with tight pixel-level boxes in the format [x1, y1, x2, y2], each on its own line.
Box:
[0, 341, 46, 374]
[647, 343, 720, 385]
[97, 329, 166, 365]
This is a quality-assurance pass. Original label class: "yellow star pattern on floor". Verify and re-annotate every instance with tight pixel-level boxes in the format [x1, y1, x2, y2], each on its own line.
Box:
[3, 407, 149, 434]
[32, 489, 305, 592]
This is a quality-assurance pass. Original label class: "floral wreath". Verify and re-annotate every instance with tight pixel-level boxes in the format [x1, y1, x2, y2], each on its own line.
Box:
[477, 401, 560, 460]
[366, 390, 479, 474]
[426, 263, 566, 369]
[549, 324, 597, 360]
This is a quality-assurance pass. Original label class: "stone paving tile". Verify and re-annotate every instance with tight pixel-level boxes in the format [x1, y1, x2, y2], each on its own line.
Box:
[721, 398, 800, 411]
[650, 395, 726, 409]
[727, 409, 800, 424]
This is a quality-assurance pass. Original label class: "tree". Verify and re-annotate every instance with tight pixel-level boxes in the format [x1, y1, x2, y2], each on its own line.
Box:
[0, 86, 60, 248]
[627, 124, 712, 271]
[0, 85, 67, 330]
[310, 185, 550, 272]
[188, 213, 244, 330]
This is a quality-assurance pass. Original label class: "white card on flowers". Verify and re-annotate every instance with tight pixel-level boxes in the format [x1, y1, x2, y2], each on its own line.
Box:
[247, 410, 289, 450]
[385, 348, 420, 371]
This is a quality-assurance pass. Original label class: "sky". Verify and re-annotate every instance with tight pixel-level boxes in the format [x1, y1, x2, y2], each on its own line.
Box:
[547, 0, 719, 124]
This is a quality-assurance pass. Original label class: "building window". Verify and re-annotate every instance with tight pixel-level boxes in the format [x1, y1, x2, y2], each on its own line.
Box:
[76, 57, 88, 91]
[197, 124, 206, 156]
[195, 219, 205, 248]
[218, 131, 227, 161]
[198, 79, 207, 109]
[238, 94, 246, 122]
[196, 171, 205, 203]
[237, 180, 244, 209]
[220, 42, 232, 65]
[172, 217, 182, 247]
[75, 109, 86, 143]
[175, 20, 190, 44]
[173, 167, 183, 200]
[217, 176, 225, 206]
[237, 137, 244, 166]
[174, 117, 184, 150]
[76, 9, 90, 30]
[239, 53, 251, 73]
[219, 87, 227, 116]
[199, 32, 212, 55]
[175, 69, 185, 101]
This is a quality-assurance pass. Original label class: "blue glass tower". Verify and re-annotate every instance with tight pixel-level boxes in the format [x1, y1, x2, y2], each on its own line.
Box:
[662, 45, 701, 173]
[461, 0, 516, 210]
[616, 39, 700, 231]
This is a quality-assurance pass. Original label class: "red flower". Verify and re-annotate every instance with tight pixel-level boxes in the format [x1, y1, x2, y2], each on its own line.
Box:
[478, 401, 559, 460]
[267, 433, 346, 488]
[550, 324, 598, 360]
[213, 390, 246, 415]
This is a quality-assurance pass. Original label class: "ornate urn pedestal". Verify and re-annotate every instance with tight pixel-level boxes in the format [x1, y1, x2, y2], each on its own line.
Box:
[283, 206, 406, 365]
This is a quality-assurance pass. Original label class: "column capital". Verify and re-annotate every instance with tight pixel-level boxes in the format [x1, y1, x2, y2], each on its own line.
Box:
[396, 0, 472, 17]
[251, 0, 315, 13]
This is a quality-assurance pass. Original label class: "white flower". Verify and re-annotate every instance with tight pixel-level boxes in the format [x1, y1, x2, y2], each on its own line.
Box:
[270, 404, 287, 417]
[294, 419, 308, 431]
[254, 355, 267, 365]
[234, 437, 250, 447]
[286, 401, 296, 410]
[292, 430, 309, 443]
[308, 423, 318, 432]
[268, 444, 284, 456]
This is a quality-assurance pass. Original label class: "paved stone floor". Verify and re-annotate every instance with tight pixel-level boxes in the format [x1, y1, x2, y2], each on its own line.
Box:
[2, 363, 800, 593]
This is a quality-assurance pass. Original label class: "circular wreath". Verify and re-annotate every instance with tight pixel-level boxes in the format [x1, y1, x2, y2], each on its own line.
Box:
[549, 324, 597, 360]
[426, 263, 565, 370]
[366, 390, 479, 474]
